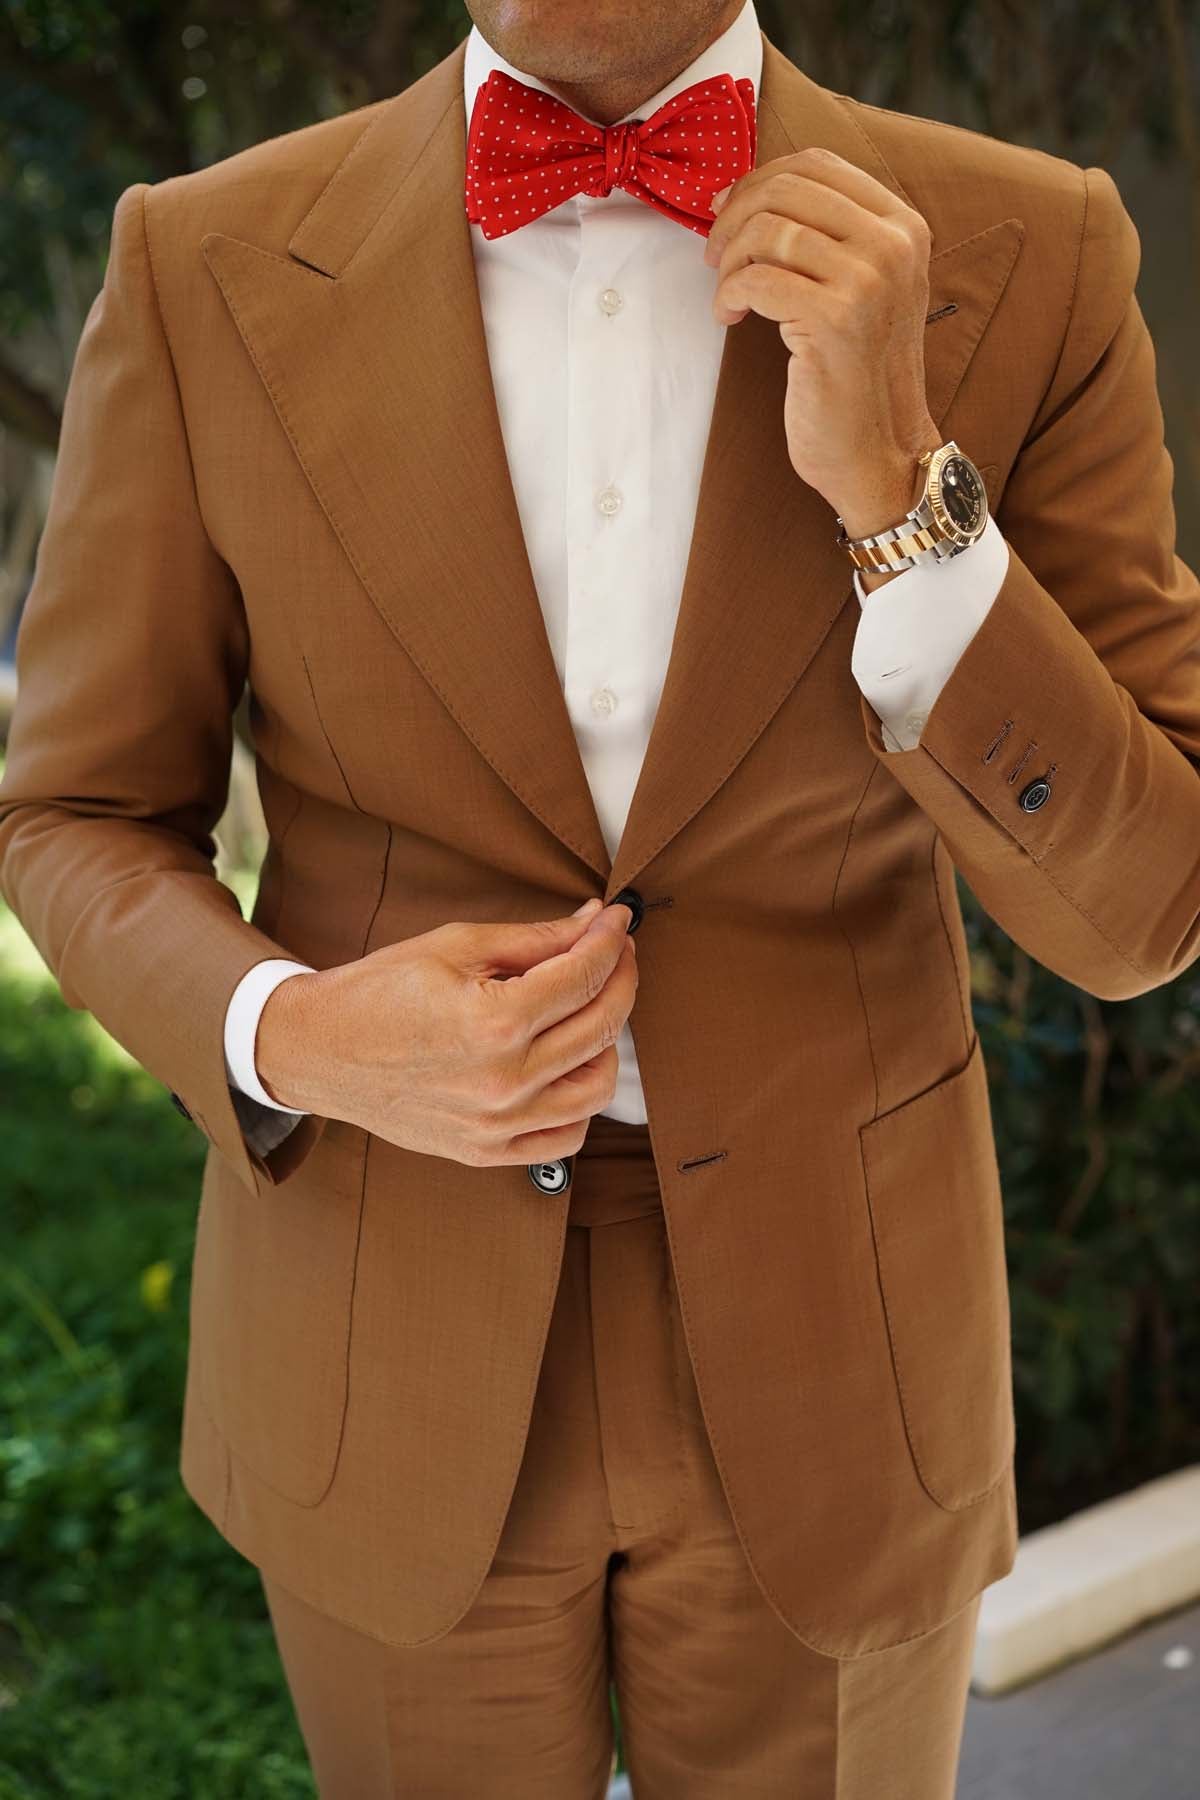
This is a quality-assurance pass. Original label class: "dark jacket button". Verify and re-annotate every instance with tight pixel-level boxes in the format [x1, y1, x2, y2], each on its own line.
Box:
[1018, 776, 1053, 813]
[527, 1158, 572, 1195]
[609, 886, 644, 933]
[169, 1090, 193, 1121]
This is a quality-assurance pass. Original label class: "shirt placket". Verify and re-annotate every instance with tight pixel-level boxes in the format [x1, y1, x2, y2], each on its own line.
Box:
[563, 199, 655, 858]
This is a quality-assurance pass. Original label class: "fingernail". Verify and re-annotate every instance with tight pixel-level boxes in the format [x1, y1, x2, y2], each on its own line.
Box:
[572, 897, 603, 917]
[710, 184, 732, 213]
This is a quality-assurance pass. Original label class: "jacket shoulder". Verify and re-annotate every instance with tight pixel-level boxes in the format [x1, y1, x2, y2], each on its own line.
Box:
[838, 94, 1088, 252]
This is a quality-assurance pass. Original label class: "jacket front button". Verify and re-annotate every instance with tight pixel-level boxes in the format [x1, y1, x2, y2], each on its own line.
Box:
[527, 1158, 572, 1195]
[609, 886, 645, 933]
[1018, 775, 1053, 813]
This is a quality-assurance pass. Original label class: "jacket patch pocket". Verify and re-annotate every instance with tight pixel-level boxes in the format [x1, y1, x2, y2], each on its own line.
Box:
[859, 1032, 1015, 1511]
[192, 1115, 369, 1508]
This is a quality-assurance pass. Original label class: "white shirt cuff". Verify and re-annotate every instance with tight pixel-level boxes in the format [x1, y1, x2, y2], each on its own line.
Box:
[849, 513, 1010, 752]
[223, 958, 315, 1113]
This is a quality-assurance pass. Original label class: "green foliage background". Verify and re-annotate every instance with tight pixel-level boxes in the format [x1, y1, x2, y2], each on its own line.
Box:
[0, 875, 315, 1796]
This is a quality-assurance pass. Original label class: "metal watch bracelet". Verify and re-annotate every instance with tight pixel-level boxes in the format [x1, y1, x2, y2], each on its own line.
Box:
[836, 506, 967, 575]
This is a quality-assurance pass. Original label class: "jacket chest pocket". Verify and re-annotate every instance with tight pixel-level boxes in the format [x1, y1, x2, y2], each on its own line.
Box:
[859, 1031, 1016, 1511]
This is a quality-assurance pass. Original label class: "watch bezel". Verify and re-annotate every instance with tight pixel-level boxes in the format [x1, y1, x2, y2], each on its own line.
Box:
[924, 442, 989, 545]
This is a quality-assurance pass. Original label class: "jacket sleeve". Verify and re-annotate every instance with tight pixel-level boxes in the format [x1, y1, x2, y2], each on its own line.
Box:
[0, 180, 328, 1196]
[860, 163, 1200, 1001]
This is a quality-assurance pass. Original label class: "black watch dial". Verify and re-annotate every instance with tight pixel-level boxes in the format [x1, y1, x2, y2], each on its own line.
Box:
[937, 455, 987, 533]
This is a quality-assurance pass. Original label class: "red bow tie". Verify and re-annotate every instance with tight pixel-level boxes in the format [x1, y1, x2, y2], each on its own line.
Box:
[465, 68, 757, 242]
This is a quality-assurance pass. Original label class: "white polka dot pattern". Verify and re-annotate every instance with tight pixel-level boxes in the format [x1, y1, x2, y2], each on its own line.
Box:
[464, 68, 757, 242]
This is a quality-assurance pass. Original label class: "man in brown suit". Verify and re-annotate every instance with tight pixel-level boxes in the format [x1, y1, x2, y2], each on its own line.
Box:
[3, 0, 1200, 1791]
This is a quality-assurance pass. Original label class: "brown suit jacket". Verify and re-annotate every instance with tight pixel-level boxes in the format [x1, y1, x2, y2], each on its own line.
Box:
[3, 30, 1200, 1658]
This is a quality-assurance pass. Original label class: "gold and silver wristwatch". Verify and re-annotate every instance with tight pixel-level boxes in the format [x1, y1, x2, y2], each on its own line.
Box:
[835, 440, 989, 575]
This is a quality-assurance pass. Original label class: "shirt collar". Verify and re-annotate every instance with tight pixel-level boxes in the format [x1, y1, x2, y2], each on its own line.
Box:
[463, 0, 762, 136]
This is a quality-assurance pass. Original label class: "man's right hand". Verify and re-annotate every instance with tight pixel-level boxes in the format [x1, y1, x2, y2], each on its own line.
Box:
[253, 898, 638, 1166]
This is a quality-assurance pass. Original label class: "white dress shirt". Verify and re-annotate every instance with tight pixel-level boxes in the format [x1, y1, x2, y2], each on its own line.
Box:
[223, 0, 1010, 1144]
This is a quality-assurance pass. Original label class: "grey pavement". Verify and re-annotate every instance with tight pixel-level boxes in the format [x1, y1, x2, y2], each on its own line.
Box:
[607, 1600, 1200, 1798]
[958, 1599, 1200, 1800]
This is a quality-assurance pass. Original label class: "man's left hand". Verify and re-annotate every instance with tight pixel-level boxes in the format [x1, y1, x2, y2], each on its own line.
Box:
[703, 147, 942, 539]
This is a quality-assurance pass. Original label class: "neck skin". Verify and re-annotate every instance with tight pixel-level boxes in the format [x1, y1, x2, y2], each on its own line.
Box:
[470, 0, 747, 125]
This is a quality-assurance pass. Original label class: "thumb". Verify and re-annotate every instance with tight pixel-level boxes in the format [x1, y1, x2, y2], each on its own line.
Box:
[461, 898, 604, 977]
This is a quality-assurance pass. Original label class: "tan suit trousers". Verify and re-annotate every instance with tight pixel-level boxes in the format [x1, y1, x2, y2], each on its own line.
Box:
[260, 1113, 982, 1797]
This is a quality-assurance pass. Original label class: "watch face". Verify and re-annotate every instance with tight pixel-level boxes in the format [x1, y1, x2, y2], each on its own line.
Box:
[936, 455, 987, 533]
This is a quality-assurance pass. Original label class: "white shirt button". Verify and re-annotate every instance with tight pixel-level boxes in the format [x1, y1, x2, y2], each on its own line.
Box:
[598, 287, 623, 315]
[590, 687, 618, 717]
[597, 485, 623, 516]
[904, 709, 928, 737]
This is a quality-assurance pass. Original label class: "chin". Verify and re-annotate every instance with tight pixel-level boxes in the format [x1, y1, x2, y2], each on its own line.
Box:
[476, 0, 654, 80]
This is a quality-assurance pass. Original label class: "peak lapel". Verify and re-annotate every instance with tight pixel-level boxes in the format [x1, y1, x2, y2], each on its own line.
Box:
[202, 39, 613, 881]
[604, 35, 1025, 895]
